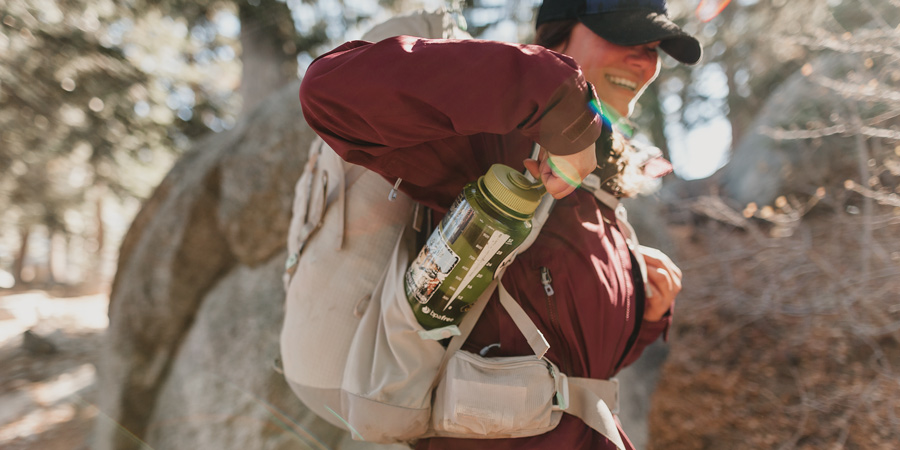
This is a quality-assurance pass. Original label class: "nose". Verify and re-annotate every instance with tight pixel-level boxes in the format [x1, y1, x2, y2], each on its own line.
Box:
[627, 44, 659, 72]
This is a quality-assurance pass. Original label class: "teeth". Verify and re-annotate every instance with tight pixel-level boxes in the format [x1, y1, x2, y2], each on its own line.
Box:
[606, 75, 637, 91]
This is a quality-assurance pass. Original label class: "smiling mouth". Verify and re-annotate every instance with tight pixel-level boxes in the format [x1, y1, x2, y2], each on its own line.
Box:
[605, 75, 637, 92]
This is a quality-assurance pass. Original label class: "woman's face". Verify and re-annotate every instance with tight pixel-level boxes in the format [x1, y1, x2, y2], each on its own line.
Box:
[556, 23, 661, 117]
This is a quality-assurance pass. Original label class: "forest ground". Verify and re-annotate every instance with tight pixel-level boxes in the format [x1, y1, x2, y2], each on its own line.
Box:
[649, 220, 899, 450]
[1, 216, 897, 450]
[0, 288, 105, 450]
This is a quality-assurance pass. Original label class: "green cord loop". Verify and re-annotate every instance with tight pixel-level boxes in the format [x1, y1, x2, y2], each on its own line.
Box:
[547, 157, 582, 188]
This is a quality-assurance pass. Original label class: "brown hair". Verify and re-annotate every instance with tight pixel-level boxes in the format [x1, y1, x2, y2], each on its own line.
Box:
[533, 20, 578, 50]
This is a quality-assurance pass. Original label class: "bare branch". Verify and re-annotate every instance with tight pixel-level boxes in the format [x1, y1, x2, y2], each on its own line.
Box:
[812, 75, 900, 105]
[759, 124, 848, 140]
[865, 108, 900, 127]
[689, 195, 786, 243]
[859, 0, 896, 31]
[759, 119, 900, 143]
[784, 34, 900, 58]
[859, 125, 900, 140]
[851, 110, 875, 281]
[689, 195, 751, 229]
[852, 320, 900, 338]
[777, 370, 812, 450]
[844, 180, 900, 207]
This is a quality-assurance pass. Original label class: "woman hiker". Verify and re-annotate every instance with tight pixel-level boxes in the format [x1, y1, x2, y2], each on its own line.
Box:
[299, 0, 699, 448]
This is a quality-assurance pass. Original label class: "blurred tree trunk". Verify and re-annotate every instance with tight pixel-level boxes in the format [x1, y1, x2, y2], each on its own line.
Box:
[89, 188, 106, 290]
[13, 226, 29, 285]
[46, 229, 57, 285]
[238, 0, 297, 115]
[724, 61, 752, 148]
[641, 81, 671, 160]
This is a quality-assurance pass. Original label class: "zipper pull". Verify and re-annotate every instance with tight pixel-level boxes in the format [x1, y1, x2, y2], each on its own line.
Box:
[540, 266, 555, 296]
[388, 178, 402, 201]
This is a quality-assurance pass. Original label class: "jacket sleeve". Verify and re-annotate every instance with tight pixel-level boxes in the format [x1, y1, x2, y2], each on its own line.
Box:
[299, 36, 602, 161]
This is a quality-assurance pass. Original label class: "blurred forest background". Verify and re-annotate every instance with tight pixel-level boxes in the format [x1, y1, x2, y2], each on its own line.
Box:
[0, 0, 899, 449]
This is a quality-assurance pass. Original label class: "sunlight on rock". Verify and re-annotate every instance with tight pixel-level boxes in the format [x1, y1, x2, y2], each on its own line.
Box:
[0, 392, 35, 427]
[0, 293, 109, 346]
[33, 364, 96, 405]
[0, 403, 82, 444]
[0, 364, 97, 444]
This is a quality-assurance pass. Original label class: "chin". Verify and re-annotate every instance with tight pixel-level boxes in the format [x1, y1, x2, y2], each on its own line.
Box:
[608, 94, 634, 118]
[608, 101, 631, 118]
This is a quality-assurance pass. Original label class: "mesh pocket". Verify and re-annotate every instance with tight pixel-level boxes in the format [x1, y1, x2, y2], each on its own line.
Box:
[432, 350, 559, 437]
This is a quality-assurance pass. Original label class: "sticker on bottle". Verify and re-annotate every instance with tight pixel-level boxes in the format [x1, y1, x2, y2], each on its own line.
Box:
[406, 230, 460, 304]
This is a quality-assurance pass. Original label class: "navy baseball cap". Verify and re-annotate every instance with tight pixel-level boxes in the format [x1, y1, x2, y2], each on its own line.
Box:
[537, 0, 702, 65]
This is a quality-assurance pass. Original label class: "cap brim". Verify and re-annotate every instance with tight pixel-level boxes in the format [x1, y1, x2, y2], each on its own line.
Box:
[578, 10, 702, 65]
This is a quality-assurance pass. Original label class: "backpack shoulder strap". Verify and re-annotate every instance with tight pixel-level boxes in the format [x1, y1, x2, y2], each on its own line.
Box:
[497, 282, 625, 450]
[440, 191, 555, 353]
[435, 144, 556, 368]
[565, 377, 625, 450]
[435, 274, 624, 449]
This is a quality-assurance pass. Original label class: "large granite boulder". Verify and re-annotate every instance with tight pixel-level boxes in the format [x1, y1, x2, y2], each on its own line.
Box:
[93, 10, 458, 450]
[716, 53, 865, 207]
[94, 74, 412, 450]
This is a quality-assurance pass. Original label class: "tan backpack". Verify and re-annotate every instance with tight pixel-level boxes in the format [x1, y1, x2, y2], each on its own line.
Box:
[280, 136, 623, 448]
[280, 9, 624, 449]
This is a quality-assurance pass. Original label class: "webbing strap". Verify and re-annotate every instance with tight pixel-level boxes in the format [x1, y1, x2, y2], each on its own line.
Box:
[565, 377, 626, 450]
[429, 153, 625, 447]
[499, 278, 623, 448]
[430, 278, 498, 392]
[438, 178, 554, 365]
[497, 283, 549, 359]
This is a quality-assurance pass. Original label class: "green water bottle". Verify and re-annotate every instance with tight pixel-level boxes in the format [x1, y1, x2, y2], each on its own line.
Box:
[405, 164, 545, 330]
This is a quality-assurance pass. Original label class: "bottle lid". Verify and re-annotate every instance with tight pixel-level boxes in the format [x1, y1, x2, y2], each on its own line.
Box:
[481, 164, 546, 217]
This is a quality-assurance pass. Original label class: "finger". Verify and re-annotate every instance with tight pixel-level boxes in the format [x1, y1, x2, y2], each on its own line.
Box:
[655, 267, 675, 291]
[647, 267, 673, 293]
[659, 260, 682, 288]
[546, 156, 584, 188]
[523, 159, 541, 180]
[542, 172, 577, 199]
[647, 273, 676, 308]
[670, 269, 683, 292]
[671, 263, 683, 279]
[642, 248, 683, 280]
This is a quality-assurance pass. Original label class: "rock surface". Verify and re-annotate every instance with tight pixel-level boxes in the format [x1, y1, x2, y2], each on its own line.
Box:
[94, 79, 321, 450]
[94, 10, 481, 450]
[715, 54, 861, 207]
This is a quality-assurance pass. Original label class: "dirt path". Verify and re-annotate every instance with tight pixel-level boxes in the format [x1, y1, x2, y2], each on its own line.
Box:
[0, 290, 108, 449]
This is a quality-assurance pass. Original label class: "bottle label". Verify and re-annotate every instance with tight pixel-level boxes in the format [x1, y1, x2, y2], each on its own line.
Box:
[405, 191, 520, 328]
[406, 229, 460, 305]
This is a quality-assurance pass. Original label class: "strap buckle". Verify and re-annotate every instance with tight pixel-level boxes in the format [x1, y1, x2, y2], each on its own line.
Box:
[547, 359, 570, 411]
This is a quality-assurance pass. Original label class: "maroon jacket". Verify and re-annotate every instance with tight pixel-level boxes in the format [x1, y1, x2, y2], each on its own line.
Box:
[300, 36, 669, 450]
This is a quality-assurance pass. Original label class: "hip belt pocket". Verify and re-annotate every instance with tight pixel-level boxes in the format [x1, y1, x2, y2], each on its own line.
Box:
[431, 350, 563, 438]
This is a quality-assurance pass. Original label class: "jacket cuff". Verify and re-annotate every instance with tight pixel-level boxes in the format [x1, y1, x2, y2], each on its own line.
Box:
[530, 79, 603, 155]
[642, 311, 672, 342]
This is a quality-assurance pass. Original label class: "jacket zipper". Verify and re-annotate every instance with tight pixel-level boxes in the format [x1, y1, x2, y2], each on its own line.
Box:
[612, 252, 647, 373]
[540, 267, 572, 376]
